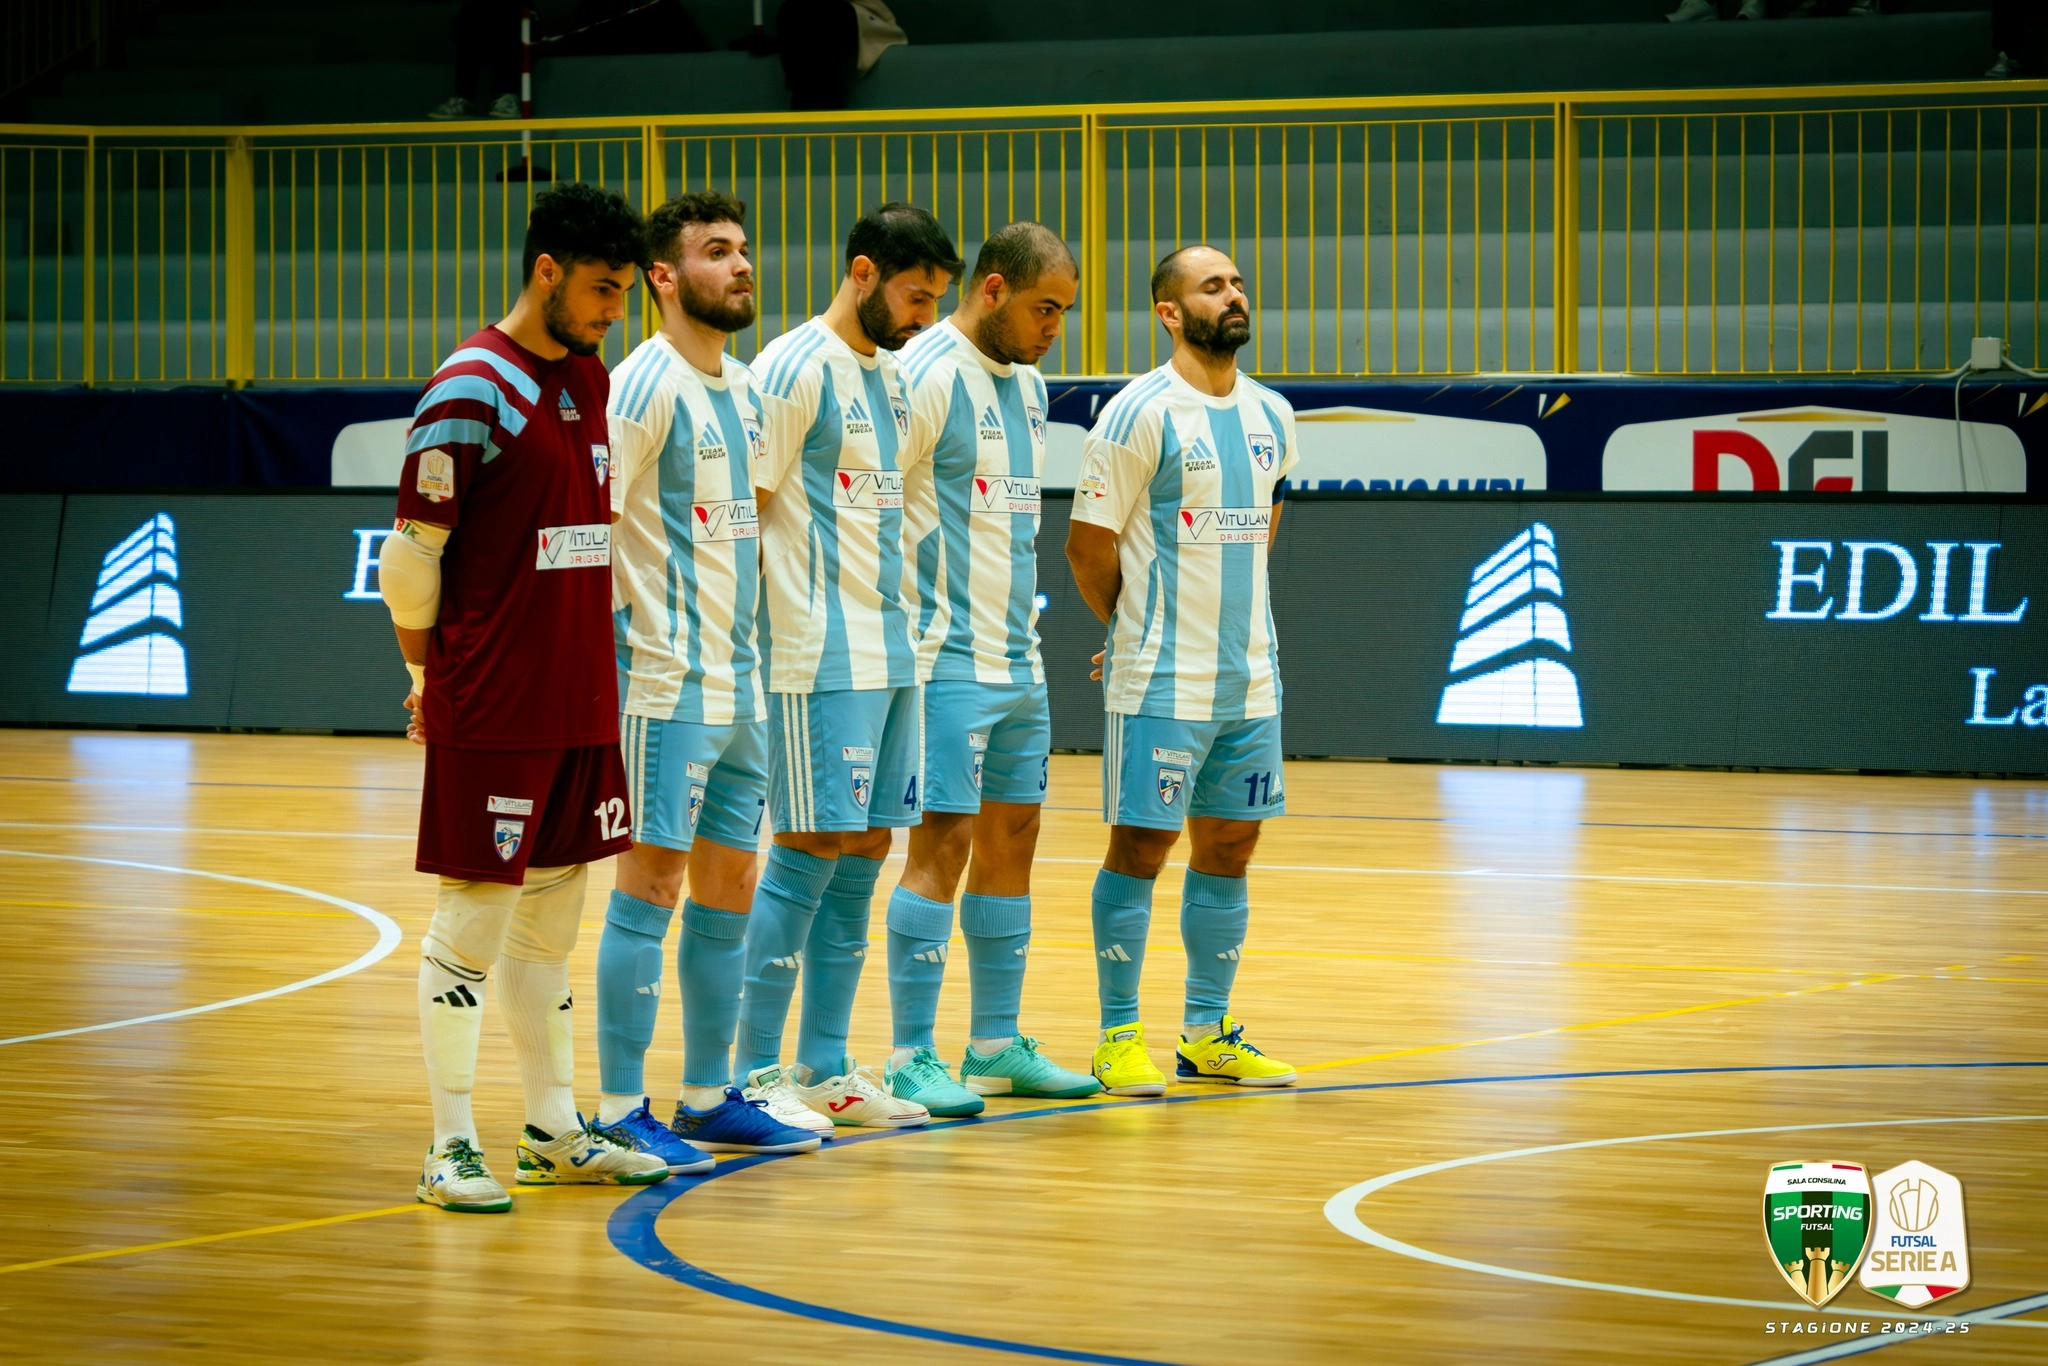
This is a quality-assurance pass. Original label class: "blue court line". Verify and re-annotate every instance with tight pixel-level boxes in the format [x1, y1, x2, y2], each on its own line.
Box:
[1746, 1290, 2048, 1365]
[608, 1060, 2048, 1365]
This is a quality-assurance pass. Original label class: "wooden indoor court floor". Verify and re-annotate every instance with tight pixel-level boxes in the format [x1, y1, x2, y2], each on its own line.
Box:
[0, 728, 2043, 1365]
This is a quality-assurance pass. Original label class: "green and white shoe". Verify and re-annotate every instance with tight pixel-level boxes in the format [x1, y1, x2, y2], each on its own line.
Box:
[961, 1036, 1104, 1099]
[516, 1118, 670, 1186]
[416, 1137, 512, 1212]
[884, 1046, 984, 1117]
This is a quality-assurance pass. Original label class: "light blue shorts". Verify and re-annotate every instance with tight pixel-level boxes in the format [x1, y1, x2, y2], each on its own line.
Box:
[620, 713, 769, 852]
[1104, 711, 1286, 832]
[767, 686, 924, 834]
[923, 678, 1050, 814]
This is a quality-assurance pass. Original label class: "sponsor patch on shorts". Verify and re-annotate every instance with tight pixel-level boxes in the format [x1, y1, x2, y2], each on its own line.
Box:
[487, 795, 534, 815]
[686, 761, 710, 782]
[1152, 746, 1195, 766]
[967, 731, 990, 751]
[842, 745, 876, 762]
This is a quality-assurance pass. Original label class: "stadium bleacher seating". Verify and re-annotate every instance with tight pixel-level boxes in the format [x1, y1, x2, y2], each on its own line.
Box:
[19, 0, 2003, 127]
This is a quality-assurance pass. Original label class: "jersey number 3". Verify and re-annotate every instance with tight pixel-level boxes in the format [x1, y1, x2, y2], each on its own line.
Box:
[593, 797, 629, 840]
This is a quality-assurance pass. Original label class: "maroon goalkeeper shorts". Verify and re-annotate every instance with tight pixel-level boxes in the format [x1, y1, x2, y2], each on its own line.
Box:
[417, 742, 632, 884]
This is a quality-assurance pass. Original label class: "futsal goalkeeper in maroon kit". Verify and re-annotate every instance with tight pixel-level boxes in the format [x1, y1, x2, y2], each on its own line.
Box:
[377, 182, 674, 1212]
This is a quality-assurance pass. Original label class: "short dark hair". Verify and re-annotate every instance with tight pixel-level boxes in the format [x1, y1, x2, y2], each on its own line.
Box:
[1150, 245, 1211, 305]
[845, 201, 963, 283]
[642, 189, 748, 270]
[968, 221, 1076, 293]
[520, 182, 642, 284]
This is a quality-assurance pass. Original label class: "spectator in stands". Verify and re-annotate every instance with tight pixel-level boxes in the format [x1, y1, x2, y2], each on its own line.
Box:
[430, 0, 523, 120]
[1988, 0, 2044, 77]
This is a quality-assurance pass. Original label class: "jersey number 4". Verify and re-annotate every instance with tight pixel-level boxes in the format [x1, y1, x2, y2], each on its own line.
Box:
[594, 797, 629, 840]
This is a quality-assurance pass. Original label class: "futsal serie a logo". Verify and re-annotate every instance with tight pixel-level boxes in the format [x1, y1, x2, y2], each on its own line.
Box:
[1762, 1160, 1971, 1308]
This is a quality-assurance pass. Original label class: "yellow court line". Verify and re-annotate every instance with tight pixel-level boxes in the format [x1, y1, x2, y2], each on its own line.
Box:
[0, 1201, 435, 1276]
[1298, 973, 1905, 1073]
[1010, 937, 1901, 979]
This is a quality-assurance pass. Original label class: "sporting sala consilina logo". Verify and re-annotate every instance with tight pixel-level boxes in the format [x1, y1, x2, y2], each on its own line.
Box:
[1763, 1159, 1971, 1308]
[68, 512, 188, 698]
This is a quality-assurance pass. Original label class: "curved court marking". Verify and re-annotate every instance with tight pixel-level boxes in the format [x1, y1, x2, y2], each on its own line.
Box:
[1324, 1114, 2048, 1321]
[610, 1063, 2048, 1364]
[0, 849, 402, 1047]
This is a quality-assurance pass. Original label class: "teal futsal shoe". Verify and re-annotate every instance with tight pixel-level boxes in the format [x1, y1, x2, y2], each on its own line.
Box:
[883, 1046, 985, 1117]
[961, 1036, 1104, 1099]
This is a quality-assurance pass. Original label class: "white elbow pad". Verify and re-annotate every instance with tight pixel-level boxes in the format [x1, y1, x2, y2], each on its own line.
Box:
[379, 519, 450, 630]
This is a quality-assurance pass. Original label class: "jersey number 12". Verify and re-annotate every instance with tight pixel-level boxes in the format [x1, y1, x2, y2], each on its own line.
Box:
[594, 797, 629, 840]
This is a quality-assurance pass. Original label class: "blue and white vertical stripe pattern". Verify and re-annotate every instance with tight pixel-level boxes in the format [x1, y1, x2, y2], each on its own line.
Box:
[898, 318, 1047, 686]
[1070, 365, 1300, 722]
[750, 318, 920, 694]
[775, 692, 818, 830]
[608, 333, 765, 726]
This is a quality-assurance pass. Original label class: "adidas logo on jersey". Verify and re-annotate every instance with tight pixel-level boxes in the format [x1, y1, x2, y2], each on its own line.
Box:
[695, 422, 727, 460]
[843, 399, 875, 437]
[1435, 522, 1584, 728]
[558, 390, 581, 421]
[1183, 437, 1218, 473]
[978, 405, 1006, 441]
[67, 512, 189, 698]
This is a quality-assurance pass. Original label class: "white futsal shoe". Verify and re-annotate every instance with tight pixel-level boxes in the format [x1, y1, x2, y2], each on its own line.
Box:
[515, 1119, 670, 1186]
[790, 1055, 932, 1129]
[742, 1063, 835, 1139]
[417, 1137, 512, 1213]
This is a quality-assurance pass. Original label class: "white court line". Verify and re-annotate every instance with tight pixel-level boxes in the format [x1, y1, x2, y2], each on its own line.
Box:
[1323, 1114, 2048, 1324]
[4, 825, 2043, 900]
[0, 849, 403, 1047]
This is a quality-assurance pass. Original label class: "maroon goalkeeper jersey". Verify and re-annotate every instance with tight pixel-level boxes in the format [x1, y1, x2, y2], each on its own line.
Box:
[397, 326, 617, 750]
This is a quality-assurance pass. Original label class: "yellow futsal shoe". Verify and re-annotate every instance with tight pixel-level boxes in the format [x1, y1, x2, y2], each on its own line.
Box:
[1175, 1016, 1298, 1087]
[1092, 1023, 1168, 1097]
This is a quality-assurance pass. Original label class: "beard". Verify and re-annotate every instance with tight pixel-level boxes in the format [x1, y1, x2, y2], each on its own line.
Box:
[542, 286, 604, 357]
[856, 288, 920, 351]
[1182, 305, 1250, 356]
[681, 275, 756, 332]
[972, 310, 1038, 367]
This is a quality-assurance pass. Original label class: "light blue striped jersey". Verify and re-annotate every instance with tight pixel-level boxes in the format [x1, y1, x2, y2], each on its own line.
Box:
[749, 317, 923, 694]
[607, 332, 765, 725]
[898, 318, 1048, 686]
[1070, 364, 1300, 721]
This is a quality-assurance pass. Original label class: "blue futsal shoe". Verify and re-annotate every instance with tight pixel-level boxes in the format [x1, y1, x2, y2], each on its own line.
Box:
[588, 1099, 716, 1174]
[672, 1088, 824, 1154]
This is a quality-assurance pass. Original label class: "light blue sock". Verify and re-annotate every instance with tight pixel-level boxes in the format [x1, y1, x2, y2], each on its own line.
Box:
[679, 900, 749, 1089]
[1091, 868, 1155, 1029]
[961, 892, 1030, 1041]
[795, 853, 883, 1079]
[885, 886, 954, 1049]
[1180, 869, 1250, 1030]
[736, 845, 836, 1075]
[595, 890, 674, 1097]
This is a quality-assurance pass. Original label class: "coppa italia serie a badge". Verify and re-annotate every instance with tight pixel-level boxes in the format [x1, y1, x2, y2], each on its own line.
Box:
[1764, 1161, 1873, 1307]
[1860, 1161, 1970, 1308]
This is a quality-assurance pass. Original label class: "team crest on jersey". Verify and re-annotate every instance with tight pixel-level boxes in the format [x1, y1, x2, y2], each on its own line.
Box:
[978, 405, 1006, 442]
[688, 785, 706, 828]
[1157, 768, 1186, 806]
[742, 415, 764, 464]
[843, 399, 875, 437]
[889, 391, 911, 438]
[558, 390, 581, 422]
[416, 450, 455, 503]
[1247, 432, 1277, 471]
[591, 444, 610, 485]
[851, 765, 873, 808]
[1026, 404, 1046, 444]
[494, 818, 525, 861]
[695, 422, 727, 461]
[1183, 438, 1218, 473]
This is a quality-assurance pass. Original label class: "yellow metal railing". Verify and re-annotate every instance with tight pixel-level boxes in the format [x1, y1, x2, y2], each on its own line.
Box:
[4, 80, 2046, 386]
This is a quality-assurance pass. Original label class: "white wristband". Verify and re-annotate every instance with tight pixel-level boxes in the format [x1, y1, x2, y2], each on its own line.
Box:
[405, 661, 426, 696]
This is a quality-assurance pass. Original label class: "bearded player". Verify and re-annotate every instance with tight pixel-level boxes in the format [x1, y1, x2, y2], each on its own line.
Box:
[879, 222, 1101, 1115]
[1065, 245, 1301, 1097]
[380, 182, 670, 1211]
[588, 190, 822, 1162]
[730, 204, 962, 1129]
